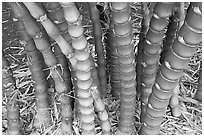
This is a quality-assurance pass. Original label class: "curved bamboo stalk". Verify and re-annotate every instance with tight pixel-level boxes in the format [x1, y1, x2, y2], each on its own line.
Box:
[2, 52, 21, 135]
[9, 3, 53, 132]
[140, 2, 202, 134]
[108, 2, 136, 134]
[11, 2, 68, 95]
[23, 2, 75, 59]
[88, 2, 107, 97]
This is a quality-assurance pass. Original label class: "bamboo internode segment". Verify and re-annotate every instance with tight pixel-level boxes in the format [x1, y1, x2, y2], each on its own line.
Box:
[2, 52, 21, 135]
[89, 2, 107, 97]
[109, 2, 136, 134]
[140, 2, 202, 135]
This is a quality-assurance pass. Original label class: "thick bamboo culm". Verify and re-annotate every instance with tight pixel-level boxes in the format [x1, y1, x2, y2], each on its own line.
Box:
[88, 2, 107, 97]
[9, 3, 53, 131]
[60, 2, 95, 134]
[43, 2, 73, 134]
[11, 3, 68, 95]
[13, 4, 73, 132]
[140, 2, 202, 135]
[141, 3, 173, 109]
[2, 52, 21, 135]
[108, 2, 137, 134]
[160, 7, 181, 118]
[60, 2, 110, 134]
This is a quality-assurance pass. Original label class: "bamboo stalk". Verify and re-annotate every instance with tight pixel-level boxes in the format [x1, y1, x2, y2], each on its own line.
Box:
[42, 3, 73, 134]
[9, 3, 53, 132]
[140, 2, 202, 134]
[138, 2, 156, 122]
[88, 2, 107, 97]
[109, 2, 137, 134]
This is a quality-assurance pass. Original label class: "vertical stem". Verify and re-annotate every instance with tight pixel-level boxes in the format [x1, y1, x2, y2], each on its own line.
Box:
[88, 2, 107, 97]
[109, 2, 136, 134]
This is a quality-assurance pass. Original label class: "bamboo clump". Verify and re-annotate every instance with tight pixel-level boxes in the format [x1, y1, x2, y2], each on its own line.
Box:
[140, 2, 202, 134]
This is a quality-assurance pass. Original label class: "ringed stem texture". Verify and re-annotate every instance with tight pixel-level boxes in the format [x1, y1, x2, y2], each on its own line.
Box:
[138, 2, 155, 123]
[140, 2, 202, 135]
[109, 2, 137, 134]
[60, 2, 110, 134]
[160, 8, 181, 117]
[141, 2, 173, 110]
[9, 2, 53, 131]
[43, 2, 73, 134]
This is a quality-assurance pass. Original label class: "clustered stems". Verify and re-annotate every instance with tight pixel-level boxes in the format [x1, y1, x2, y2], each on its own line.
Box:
[108, 2, 137, 134]
[21, 3, 69, 96]
[2, 52, 21, 135]
[9, 3, 53, 131]
[3, 2, 202, 135]
[160, 8, 181, 118]
[43, 2, 73, 134]
[60, 2, 95, 134]
[60, 2, 110, 134]
[88, 2, 107, 97]
[140, 2, 202, 134]
[141, 3, 173, 111]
